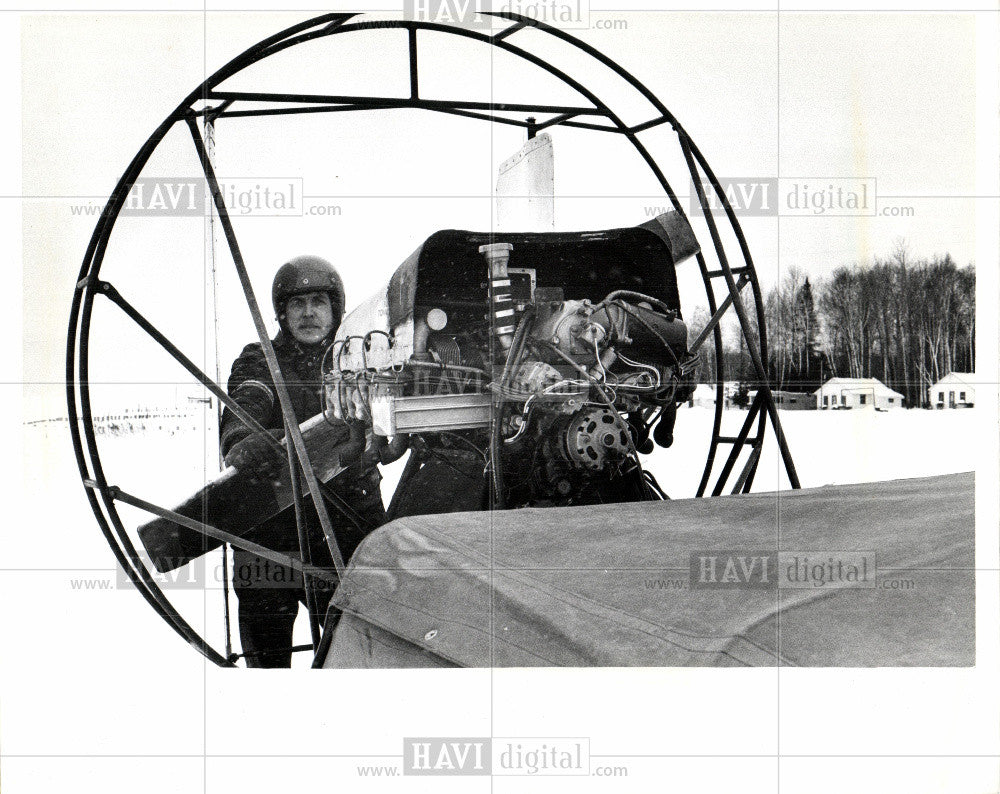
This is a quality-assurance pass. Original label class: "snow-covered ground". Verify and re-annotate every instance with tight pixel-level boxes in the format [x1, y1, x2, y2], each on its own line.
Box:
[15, 405, 979, 674]
[645, 405, 979, 497]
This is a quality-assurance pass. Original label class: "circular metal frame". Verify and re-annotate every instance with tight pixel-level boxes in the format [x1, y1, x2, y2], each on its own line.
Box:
[67, 11, 797, 666]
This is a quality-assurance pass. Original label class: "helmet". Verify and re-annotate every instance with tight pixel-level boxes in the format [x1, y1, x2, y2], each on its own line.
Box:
[271, 255, 345, 327]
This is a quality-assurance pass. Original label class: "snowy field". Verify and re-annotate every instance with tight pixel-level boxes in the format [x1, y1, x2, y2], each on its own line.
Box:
[645, 405, 979, 496]
[28, 404, 980, 536]
[13, 405, 980, 675]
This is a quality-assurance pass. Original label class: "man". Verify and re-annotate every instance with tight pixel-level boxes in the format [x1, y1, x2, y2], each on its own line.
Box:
[219, 255, 385, 668]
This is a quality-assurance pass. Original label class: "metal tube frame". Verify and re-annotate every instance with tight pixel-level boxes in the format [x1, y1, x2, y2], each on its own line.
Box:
[67, 11, 798, 666]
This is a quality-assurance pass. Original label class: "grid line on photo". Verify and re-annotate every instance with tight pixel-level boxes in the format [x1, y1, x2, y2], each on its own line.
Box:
[14, 191, 1000, 197]
[201, 7, 210, 793]
[776, 9, 782, 793]
[4, 751, 1000, 757]
[5, 6, 1000, 10]
[19, 564, 1000, 571]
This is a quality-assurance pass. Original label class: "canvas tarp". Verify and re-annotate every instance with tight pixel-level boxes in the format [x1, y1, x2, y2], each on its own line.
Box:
[320, 473, 974, 668]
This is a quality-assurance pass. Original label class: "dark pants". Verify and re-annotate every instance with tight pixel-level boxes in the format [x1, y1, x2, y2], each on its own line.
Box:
[234, 475, 385, 668]
[389, 447, 487, 518]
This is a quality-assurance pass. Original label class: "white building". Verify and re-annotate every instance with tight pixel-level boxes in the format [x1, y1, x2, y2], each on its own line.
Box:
[814, 377, 904, 410]
[928, 373, 975, 409]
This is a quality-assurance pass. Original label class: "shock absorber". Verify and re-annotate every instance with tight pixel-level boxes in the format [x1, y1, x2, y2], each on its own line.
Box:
[479, 242, 515, 350]
[479, 242, 515, 509]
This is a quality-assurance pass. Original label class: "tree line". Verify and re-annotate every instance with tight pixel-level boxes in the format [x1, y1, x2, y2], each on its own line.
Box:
[687, 244, 975, 408]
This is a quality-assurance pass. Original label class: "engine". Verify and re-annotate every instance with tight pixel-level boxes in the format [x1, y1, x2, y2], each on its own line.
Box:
[323, 215, 700, 511]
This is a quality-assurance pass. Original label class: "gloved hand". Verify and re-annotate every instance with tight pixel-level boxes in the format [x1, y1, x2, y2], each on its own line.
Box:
[224, 429, 285, 478]
[322, 414, 353, 446]
[376, 433, 410, 465]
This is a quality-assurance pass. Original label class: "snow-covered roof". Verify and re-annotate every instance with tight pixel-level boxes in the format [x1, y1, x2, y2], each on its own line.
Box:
[929, 372, 975, 388]
[812, 377, 904, 398]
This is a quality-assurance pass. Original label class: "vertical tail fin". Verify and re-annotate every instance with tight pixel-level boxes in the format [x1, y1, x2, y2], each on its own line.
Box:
[495, 132, 555, 232]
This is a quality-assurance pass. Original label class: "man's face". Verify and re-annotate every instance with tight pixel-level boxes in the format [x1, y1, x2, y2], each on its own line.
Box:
[285, 291, 334, 345]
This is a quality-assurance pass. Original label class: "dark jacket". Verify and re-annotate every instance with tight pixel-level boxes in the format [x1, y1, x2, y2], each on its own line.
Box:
[220, 330, 330, 455]
[219, 330, 384, 562]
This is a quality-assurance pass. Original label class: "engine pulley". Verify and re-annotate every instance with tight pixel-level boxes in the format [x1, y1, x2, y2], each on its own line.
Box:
[561, 406, 631, 471]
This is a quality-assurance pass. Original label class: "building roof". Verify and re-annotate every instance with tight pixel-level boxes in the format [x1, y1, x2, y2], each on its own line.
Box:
[812, 377, 904, 398]
[929, 372, 975, 388]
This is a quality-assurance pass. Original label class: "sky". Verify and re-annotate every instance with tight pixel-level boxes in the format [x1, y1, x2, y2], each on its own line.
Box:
[23, 10, 981, 423]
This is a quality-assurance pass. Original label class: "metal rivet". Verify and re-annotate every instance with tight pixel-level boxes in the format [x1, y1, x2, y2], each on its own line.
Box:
[424, 629, 438, 641]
